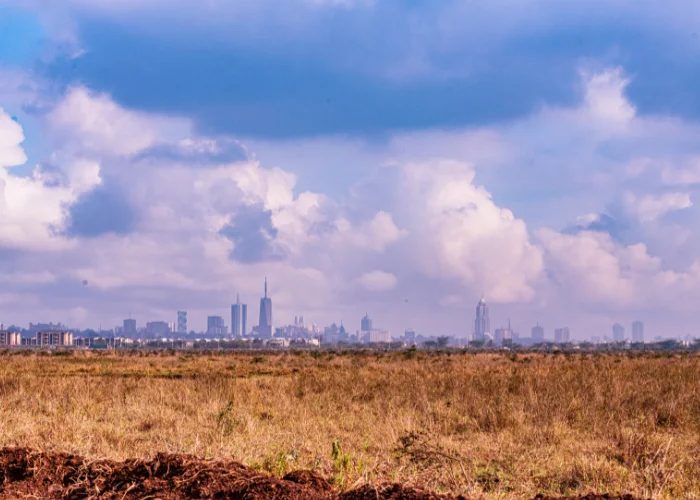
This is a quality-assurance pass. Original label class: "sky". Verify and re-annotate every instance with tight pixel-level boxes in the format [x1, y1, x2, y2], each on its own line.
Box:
[2, 1, 700, 340]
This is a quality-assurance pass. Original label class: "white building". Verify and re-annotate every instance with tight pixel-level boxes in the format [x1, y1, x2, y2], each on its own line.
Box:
[369, 329, 391, 343]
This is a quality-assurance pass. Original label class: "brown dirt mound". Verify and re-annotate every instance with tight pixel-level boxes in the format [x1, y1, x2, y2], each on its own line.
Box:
[0, 447, 465, 499]
[0, 448, 645, 500]
[534, 496, 643, 500]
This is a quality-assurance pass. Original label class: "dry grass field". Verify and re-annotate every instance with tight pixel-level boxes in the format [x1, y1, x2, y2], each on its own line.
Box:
[0, 349, 697, 499]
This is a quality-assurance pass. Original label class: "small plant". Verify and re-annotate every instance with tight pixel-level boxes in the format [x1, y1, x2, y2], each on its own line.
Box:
[474, 462, 510, 492]
[216, 400, 241, 436]
[331, 438, 352, 486]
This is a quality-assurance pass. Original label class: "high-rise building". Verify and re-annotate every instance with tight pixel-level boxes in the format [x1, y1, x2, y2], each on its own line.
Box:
[361, 313, 372, 333]
[404, 329, 416, 343]
[531, 323, 544, 341]
[207, 316, 227, 335]
[231, 294, 247, 337]
[474, 297, 490, 340]
[123, 319, 137, 337]
[612, 323, 625, 342]
[495, 320, 513, 345]
[632, 321, 644, 343]
[554, 327, 570, 343]
[146, 321, 171, 337]
[177, 311, 187, 334]
[257, 278, 273, 337]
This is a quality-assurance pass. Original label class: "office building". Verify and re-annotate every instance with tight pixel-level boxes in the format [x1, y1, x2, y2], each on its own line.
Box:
[36, 331, 73, 346]
[146, 321, 171, 338]
[207, 316, 227, 336]
[494, 319, 513, 345]
[531, 323, 544, 341]
[632, 321, 644, 343]
[231, 294, 247, 337]
[404, 329, 416, 343]
[554, 327, 570, 343]
[612, 323, 625, 342]
[177, 311, 187, 334]
[258, 278, 273, 337]
[123, 319, 137, 337]
[0, 330, 21, 346]
[474, 297, 490, 341]
[361, 314, 372, 333]
[369, 329, 391, 343]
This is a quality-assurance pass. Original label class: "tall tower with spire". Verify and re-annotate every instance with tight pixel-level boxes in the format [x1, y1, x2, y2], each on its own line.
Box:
[258, 278, 273, 337]
[231, 293, 247, 337]
[474, 296, 490, 341]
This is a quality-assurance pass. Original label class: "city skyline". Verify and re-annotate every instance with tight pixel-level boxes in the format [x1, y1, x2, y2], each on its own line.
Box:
[0, 292, 658, 344]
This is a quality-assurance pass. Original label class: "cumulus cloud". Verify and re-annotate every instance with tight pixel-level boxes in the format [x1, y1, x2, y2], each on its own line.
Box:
[396, 159, 543, 302]
[581, 68, 636, 125]
[47, 86, 189, 157]
[622, 192, 692, 223]
[7, 62, 700, 338]
[0, 109, 27, 168]
[0, 110, 92, 251]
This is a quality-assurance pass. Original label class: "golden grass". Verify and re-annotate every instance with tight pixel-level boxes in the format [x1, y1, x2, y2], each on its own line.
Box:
[0, 350, 698, 499]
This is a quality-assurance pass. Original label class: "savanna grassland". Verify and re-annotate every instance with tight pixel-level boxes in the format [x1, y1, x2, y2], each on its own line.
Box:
[0, 349, 698, 499]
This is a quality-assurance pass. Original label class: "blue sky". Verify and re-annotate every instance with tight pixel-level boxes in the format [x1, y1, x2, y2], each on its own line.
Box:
[2, 1, 700, 339]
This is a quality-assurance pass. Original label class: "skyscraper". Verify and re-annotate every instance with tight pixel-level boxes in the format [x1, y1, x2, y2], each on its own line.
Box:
[632, 321, 644, 343]
[258, 278, 272, 337]
[612, 323, 625, 342]
[361, 313, 372, 333]
[207, 316, 226, 335]
[123, 318, 137, 337]
[531, 323, 544, 341]
[554, 327, 570, 343]
[474, 297, 490, 340]
[177, 311, 187, 334]
[231, 294, 247, 337]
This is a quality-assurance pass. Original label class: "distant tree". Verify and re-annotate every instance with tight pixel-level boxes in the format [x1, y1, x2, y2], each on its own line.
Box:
[468, 339, 485, 349]
[437, 336, 450, 348]
[423, 340, 437, 349]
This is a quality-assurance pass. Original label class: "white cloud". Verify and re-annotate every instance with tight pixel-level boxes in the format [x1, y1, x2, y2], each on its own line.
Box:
[622, 192, 692, 223]
[539, 227, 700, 313]
[397, 159, 543, 302]
[47, 86, 189, 157]
[0, 110, 27, 168]
[0, 109, 90, 251]
[581, 68, 635, 125]
[357, 270, 398, 291]
[661, 157, 700, 186]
